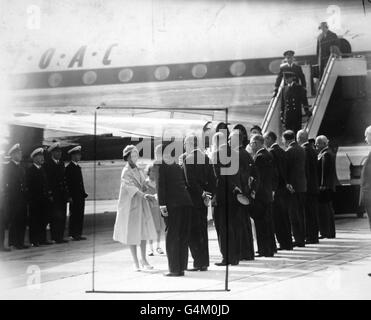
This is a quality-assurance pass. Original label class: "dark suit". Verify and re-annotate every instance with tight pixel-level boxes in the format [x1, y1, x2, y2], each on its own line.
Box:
[317, 30, 339, 77]
[281, 83, 308, 134]
[157, 161, 193, 274]
[236, 146, 256, 260]
[302, 142, 320, 243]
[318, 147, 337, 238]
[26, 164, 51, 245]
[286, 141, 307, 246]
[3, 161, 28, 247]
[275, 62, 307, 89]
[183, 149, 215, 269]
[269, 143, 293, 250]
[45, 159, 69, 242]
[251, 148, 276, 257]
[211, 144, 242, 264]
[0, 163, 9, 249]
[65, 162, 88, 238]
[360, 151, 371, 230]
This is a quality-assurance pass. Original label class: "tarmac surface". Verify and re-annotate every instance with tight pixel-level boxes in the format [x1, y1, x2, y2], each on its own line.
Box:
[1, 201, 371, 300]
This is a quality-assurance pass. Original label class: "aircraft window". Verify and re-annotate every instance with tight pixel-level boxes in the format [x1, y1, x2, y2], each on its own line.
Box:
[82, 70, 97, 85]
[48, 73, 63, 87]
[192, 64, 207, 78]
[230, 61, 246, 77]
[154, 66, 170, 81]
[118, 68, 133, 82]
[268, 59, 283, 74]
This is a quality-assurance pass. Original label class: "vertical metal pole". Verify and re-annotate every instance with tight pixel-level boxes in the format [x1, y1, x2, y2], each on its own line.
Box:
[225, 107, 230, 292]
[92, 108, 98, 292]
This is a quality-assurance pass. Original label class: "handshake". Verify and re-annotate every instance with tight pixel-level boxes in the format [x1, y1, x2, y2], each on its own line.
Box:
[143, 193, 157, 202]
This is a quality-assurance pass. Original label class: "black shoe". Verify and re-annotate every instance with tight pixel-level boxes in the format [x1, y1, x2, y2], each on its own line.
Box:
[55, 239, 69, 244]
[40, 240, 54, 245]
[215, 261, 227, 266]
[319, 235, 327, 239]
[186, 268, 201, 272]
[31, 243, 40, 247]
[293, 242, 305, 247]
[71, 237, 81, 241]
[231, 261, 239, 266]
[15, 245, 30, 250]
[306, 240, 319, 244]
[164, 272, 183, 277]
[79, 236, 87, 240]
[200, 266, 208, 271]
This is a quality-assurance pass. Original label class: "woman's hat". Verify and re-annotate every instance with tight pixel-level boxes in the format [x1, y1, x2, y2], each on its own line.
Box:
[123, 145, 137, 158]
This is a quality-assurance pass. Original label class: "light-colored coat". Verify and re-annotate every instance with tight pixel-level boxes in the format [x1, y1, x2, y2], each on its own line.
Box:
[113, 164, 157, 245]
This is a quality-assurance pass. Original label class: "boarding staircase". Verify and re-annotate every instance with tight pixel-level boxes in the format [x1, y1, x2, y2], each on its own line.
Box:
[261, 54, 368, 138]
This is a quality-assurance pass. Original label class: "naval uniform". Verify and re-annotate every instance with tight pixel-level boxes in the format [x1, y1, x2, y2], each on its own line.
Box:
[3, 161, 28, 248]
[27, 163, 52, 245]
[281, 83, 308, 134]
[45, 158, 69, 242]
[275, 62, 307, 89]
[65, 161, 88, 239]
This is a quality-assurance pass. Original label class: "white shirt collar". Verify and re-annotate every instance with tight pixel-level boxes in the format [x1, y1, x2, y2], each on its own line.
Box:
[256, 147, 266, 154]
[72, 161, 79, 166]
[288, 141, 296, 147]
[271, 143, 279, 148]
[52, 158, 59, 164]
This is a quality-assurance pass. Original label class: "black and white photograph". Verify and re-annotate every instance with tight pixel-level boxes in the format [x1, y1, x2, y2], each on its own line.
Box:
[0, 0, 371, 304]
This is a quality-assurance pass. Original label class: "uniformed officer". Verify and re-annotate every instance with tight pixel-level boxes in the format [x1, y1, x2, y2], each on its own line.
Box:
[65, 146, 88, 241]
[45, 142, 70, 243]
[3, 144, 29, 249]
[27, 147, 54, 246]
[281, 71, 310, 134]
[274, 50, 307, 95]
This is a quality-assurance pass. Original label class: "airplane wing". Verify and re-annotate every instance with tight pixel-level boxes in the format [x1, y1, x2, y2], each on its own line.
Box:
[5, 112, 209, 139]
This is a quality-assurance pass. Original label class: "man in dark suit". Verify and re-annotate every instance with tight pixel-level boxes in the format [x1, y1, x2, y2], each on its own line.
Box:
[182, 135, 215, 271]
[230, 129, 257, 260]
[157, 143, 193, 277]
[283, 130, 307, 247]
[264, 131, 293, 250]
[316, 135, 337, 239]
[3, 144, 29, 250]
[45, 142, 70, 243]
[281, 72, 310, 134]
[250, 134, 276, 257]
[297, 130, 320, 244]
[274, 50, 307, 95]
[27, 147, 54, 247]
[211, 133, 242, 265]
[65, 146, 88, 241]
[317, 21, 340, 78]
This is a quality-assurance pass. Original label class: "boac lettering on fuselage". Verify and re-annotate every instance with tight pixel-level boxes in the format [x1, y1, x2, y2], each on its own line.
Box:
[38, 44, 118, 69]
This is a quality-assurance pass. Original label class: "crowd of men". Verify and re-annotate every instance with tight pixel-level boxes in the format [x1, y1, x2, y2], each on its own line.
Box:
[155, 124, 338, 276]
[0, 143, 88, 251]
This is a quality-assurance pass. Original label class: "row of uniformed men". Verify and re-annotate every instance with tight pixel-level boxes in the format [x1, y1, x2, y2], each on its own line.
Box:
[0, 143, 88, 251]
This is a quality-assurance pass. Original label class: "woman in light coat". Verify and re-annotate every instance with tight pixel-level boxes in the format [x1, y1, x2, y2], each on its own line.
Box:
[113, 145, 157, 271]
